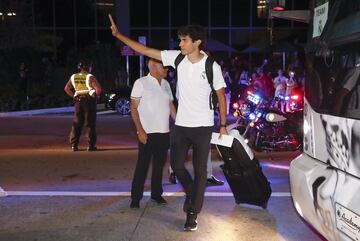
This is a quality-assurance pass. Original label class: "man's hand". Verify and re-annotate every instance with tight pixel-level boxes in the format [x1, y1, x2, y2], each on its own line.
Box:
[108, 14, 119, 38]
[219, 126, 228, 138]
[137, 129, 148, 144]
[108, 14, 161, 60]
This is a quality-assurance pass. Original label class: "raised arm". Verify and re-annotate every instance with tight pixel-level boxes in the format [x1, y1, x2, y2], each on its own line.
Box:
[108, 14, 161, 61]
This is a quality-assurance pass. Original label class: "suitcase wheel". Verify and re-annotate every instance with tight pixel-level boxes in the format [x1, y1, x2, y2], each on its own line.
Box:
[261, 202, 268, 209]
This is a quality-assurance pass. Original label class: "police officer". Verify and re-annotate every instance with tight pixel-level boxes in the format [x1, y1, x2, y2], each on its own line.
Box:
[64, 59, 102, 151]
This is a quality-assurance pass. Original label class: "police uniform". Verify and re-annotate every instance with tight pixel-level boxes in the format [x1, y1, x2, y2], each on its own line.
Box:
[69, 71, 97, 150]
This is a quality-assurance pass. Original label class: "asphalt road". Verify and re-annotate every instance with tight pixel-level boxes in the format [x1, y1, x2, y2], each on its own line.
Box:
[0, 113, 325, 241]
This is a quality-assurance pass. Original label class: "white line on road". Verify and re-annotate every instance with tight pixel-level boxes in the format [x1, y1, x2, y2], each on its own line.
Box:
[3, 191, 291, 197]
[97, 110, 117, 115]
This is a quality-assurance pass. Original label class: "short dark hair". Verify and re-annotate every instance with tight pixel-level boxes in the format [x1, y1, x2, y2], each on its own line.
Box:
[178, 24, 207, 49]
[78, 58, 92, 70]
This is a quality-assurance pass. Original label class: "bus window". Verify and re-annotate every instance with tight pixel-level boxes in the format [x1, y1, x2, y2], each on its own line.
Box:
[305, 0, 360, 120]
[305, 49, 360, 120]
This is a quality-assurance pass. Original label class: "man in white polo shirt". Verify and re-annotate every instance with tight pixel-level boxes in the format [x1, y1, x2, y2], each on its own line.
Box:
[129, 58, 176, 209]
[109, 15, 227, 231]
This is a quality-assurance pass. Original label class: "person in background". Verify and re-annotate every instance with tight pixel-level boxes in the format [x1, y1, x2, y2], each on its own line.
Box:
[129, 58, 176, 209]
[238, 69, 249, 99]
[169, 149, 225, 186]
[285, 70, 297, 96]
[64, 59, 102, 151]
[222, 66, 232, 115]
[273, 69, 287, 98]
[18, 62, 29, 106]
[273, 69, 288, 112]
[252, 67, 274, 102]
[206, 150, 224, 185]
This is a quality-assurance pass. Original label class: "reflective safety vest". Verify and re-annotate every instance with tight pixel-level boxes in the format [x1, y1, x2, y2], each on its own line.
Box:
[70, 71, 93, 96]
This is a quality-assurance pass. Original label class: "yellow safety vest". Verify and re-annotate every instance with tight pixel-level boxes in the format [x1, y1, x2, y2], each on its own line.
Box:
[71, 71, 92, 96]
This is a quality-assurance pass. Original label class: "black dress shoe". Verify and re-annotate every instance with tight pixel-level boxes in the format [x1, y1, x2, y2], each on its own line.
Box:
[169, 172, 177, 184]
[130, 200, 140, 209]
[87, 146, 97, 151]
[150, 196, 167, 205]
[207, 175, 224, 186]
[71, 146, 79, 152]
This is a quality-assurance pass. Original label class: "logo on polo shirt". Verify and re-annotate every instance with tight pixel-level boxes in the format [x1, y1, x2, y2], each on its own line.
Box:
[201, 71, 206, 80]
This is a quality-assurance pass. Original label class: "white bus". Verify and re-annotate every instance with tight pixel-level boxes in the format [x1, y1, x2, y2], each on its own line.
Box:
[289, 0, 360, 240]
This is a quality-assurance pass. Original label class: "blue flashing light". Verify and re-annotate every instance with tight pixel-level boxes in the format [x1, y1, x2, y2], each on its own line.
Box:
[249, 113, 256, 120]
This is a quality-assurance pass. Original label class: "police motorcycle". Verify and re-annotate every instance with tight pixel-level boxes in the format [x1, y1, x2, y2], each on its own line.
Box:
[232, 89, 302, 152]
[271, 89, 304, 115]
[232, 90, 262, 134]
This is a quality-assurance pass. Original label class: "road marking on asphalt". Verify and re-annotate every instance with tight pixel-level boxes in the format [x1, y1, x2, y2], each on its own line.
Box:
[3, 191, 291, 197]
[97, 110, 117, 115]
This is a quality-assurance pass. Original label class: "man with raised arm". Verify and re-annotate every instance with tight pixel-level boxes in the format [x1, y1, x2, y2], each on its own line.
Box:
[109, 14, 227, 231]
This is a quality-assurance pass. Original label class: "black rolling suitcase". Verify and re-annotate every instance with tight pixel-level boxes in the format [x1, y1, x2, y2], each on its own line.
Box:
[216, 130, 271, 208]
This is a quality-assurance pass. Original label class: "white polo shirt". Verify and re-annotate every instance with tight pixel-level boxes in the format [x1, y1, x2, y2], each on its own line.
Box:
[131, 74, 173, 134]
[161, 50, 226, 127]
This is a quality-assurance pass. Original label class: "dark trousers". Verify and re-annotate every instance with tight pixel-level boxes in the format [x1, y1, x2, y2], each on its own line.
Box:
[170, 125, 213, 213]
[69, 96, 97, 147]
[131, 133, 170, 201]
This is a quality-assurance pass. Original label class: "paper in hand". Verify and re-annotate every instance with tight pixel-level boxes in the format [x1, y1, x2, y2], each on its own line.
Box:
[210, 132, 234, 147]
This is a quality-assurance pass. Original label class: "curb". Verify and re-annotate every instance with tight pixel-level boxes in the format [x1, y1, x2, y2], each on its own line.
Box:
[0, 104, 106, 117]
[0, 107, 74, 117]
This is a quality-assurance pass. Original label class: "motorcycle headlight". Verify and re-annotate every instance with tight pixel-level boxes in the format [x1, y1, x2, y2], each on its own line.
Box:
[109, 93, 116, 99]
[249, 113, 256, 120]
[266, 113, 287, 122]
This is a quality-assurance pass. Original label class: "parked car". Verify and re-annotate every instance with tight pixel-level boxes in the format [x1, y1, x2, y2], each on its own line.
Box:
[104, 86, 131, 115]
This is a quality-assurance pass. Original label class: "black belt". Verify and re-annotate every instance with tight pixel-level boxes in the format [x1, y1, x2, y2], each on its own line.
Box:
[75, 95, 91, 101]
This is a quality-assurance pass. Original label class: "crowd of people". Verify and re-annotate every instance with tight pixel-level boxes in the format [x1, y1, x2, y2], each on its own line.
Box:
[218, 57, 305, 113]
